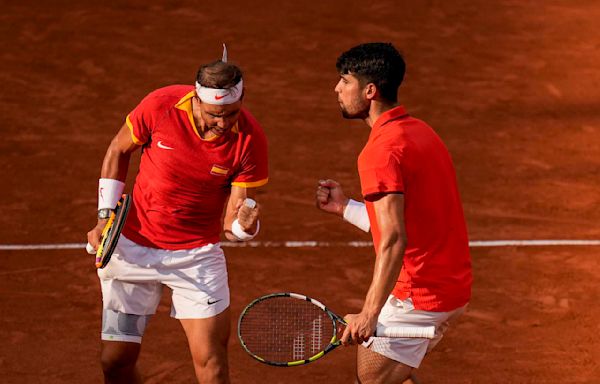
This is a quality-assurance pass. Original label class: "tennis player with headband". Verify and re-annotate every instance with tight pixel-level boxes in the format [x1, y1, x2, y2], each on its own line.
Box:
[86, 45, 268, 384]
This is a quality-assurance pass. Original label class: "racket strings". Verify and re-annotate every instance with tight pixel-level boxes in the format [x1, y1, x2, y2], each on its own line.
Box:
[239, 297, 334, 362]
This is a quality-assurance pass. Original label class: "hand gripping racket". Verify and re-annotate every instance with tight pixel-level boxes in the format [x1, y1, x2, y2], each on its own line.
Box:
[238, 293, 435, 367]
[86, 194, 131, 269]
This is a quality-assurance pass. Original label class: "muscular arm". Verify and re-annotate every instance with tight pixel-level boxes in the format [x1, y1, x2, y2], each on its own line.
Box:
[87, 124, 141, 249]
[223, 186, 259, 241]
[101, 123, 142, 180]
[362, 192, 407, 318]
[341, 192, 406, 344]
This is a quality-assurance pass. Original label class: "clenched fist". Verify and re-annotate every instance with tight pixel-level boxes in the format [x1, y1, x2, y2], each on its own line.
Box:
[315, 179, 349, 217]
[236, 198, 260, 233]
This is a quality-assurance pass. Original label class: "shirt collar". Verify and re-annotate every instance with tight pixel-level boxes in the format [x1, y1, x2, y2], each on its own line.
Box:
[174, 90, 239, 138]
[372, 105, 409, 131]
[174, 90, 196, 112]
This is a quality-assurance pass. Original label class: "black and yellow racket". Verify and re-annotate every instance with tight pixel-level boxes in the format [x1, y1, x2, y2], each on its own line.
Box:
[237, 292, 435, 367]
[86, 194, 131, 269]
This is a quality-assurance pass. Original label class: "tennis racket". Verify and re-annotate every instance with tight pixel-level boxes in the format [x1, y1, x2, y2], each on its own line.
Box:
[237, 292, 435, 367]
[86, 194, 131, 269]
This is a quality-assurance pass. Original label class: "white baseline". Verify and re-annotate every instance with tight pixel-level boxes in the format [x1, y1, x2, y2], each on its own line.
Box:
[1, 239, 600, 251]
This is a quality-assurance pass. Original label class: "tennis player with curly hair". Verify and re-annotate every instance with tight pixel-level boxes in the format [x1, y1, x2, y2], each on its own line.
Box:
[316, 42, 472, 384]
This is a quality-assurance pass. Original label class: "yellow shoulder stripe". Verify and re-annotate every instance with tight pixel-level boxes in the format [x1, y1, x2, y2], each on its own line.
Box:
[126, 115, 144, 145]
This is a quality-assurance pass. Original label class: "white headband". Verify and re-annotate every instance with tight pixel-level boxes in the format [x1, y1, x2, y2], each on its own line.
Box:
[195, 79, 243, 105]
[195, 44, 243, 105]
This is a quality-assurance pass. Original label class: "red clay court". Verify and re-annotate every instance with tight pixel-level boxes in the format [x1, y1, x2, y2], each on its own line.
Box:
[1, 1, 599, 383]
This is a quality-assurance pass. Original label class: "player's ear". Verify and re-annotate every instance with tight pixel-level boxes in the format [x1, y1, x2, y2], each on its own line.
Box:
[364, 83, 377, 100]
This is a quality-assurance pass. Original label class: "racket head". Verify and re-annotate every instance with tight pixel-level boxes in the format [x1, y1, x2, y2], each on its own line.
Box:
[238, 293, 343, 367]
[95, 194, 131, 269]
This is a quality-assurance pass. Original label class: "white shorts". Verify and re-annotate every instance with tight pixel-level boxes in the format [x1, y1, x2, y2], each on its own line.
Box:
[98, 235, 230, 319]
[362, 295, 467, 368]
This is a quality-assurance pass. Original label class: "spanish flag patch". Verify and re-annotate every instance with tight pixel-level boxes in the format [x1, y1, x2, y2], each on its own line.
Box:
[210, 164, 229, 176]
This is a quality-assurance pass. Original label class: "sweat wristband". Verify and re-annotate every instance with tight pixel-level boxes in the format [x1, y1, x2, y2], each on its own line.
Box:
[231, 219, 260, 241]
[343, 199, 370, 232]
[98, 178, 125, 210]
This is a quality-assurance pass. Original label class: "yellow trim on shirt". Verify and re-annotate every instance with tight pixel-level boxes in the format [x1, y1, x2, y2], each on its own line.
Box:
[125, 115, 144, 145]
[174, 90, 240, 140]
[174, 90, 204, 138]
[174, 90, 196, 110]
[231, 178, 269, 188]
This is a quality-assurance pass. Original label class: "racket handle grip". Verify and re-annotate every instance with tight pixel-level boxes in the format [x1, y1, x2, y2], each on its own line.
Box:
[86, 243, 96, 255]
[375, 325, 436, 339]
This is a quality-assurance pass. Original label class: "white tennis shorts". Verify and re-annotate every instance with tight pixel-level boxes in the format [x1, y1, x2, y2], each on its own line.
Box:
[97, 235, 230, 319]
[362, 295, 467, 368]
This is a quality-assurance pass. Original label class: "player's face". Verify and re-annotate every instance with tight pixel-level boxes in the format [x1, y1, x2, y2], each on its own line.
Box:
[334, 73, 369, 119]
[199, 100, 242, 136]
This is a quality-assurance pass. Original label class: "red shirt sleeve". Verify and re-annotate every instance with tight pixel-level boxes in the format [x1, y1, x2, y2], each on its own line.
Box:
[231, 112, 269, 188]
[125, 92, 164, 145]
[359, 146, 404, 198]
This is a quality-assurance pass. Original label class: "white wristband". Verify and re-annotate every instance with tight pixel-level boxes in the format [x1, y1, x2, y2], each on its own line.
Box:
[343, 199, 370, 232]
[231, 219, 260, 241]
[98, 178, 125, 210]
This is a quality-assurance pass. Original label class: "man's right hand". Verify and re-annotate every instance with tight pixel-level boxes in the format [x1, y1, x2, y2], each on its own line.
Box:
[315, 179, 349, 217]
[86, 219, 108, 251]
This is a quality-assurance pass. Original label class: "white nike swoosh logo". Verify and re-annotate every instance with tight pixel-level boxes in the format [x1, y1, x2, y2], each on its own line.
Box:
[157, 141, 174, 150]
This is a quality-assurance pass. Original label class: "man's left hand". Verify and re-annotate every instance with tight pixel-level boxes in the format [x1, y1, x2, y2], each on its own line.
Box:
[236, 198, 260, 233]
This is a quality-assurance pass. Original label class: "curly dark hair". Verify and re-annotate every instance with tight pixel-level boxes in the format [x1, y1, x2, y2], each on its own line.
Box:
[196, 60, 243, 89]
[336, 43, 405, 102]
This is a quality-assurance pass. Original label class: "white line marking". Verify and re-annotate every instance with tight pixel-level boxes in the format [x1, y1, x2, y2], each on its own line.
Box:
[469, 240, 600, 247]
[0, 243, 87, 250]
[1, 240, 600, 251]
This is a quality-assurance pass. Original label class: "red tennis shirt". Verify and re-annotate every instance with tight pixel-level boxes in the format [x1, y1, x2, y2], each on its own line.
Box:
[358, 106, 472, 311]
[121, 85, 268, 250]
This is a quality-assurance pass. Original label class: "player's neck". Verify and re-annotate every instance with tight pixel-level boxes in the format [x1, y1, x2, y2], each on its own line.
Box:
[191, 97, 202, 129]
[365, 100, 399, 128]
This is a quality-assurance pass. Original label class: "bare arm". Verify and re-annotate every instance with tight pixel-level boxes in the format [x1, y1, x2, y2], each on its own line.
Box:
[362, 193, 406, 317]
[101, 123, 142, 180]
[87, 124, 141, 248]
[341, 192, 406, 345]
[223, 185, 259, 241]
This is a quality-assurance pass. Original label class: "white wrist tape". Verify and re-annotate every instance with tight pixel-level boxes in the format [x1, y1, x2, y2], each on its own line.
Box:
[343, 199, 370, 232]
[231, 219, 260, 241]
[98, 178, 125, 210]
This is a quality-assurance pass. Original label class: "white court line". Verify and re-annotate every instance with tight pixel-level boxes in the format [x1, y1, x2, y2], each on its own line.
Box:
[469, 240, 600, 247]
[1, 239, 600, 251]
